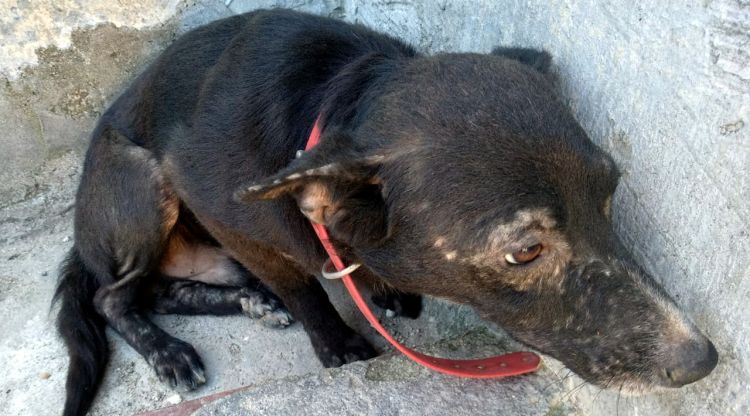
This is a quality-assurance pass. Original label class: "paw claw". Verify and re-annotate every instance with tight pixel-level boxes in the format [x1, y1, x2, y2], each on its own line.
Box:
[240, 294, 270, 318]
[149, 340, 206, 392]
[260, 309, 294, 328]
[241, 292, 294, 328]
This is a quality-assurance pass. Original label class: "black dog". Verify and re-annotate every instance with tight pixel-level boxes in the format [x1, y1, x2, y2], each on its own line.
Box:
[53, 9, 718, 416]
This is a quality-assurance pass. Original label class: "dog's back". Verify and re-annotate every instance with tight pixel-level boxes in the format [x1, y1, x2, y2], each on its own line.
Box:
[100, 10, 413, 155]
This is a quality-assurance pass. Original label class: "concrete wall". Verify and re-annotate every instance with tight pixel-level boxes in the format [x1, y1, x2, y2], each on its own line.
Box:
[1, 1, 747, 414]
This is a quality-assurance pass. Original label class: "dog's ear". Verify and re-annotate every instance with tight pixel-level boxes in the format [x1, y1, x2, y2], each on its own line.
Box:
[491, 47, 552, 74]
[234, 131, 389, 246]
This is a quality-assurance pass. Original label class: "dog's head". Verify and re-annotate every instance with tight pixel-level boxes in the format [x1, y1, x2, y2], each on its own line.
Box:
[236, 52, 717, 391]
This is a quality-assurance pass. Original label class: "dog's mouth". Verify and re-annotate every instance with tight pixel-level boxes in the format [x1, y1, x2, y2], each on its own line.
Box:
[531, 340, 718, 396]
[478, 273, 719, 395]
[579, 350, 716, 395]
[521, 326, 719, 394]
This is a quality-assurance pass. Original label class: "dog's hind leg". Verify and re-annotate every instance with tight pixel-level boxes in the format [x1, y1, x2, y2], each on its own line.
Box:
[149, 278, 293, 328]
[77, 128, 206, 391]
[153, 227, 293, 327]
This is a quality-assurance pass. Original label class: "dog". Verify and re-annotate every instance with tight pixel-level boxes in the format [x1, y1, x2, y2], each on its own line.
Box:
[53, 9, 718, 416]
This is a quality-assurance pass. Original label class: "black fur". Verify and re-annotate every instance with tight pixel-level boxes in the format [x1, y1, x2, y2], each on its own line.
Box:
[54, 250, 108, 416]
[55, 9, 717, 415]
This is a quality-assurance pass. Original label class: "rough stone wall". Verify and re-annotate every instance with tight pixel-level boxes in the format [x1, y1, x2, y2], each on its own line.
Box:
[1, 1, 747, 415]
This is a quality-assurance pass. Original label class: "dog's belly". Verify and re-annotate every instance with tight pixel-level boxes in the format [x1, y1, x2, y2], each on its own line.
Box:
[159, 232, 242, 286]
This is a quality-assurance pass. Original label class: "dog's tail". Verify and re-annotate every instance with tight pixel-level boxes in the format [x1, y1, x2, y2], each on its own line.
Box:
[53, 248, 109, 416]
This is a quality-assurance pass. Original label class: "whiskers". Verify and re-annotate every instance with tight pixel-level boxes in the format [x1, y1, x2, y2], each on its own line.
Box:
[545, 369, 645, 415]
[539, 361, 660, 414]
[591, 374, 617, 406]
[541, 368, 574, 394]
[542, 367, 592, 412]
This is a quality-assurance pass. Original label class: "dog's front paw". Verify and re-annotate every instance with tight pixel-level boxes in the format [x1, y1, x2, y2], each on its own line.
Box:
[372, 291, 423, 319]
[239, 290, 294, 328]
[316, 332, 378, 368]
[147, 340, 206, 391]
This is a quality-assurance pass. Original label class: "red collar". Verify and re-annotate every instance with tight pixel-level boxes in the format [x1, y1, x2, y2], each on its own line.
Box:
[305, 118, 540, 378]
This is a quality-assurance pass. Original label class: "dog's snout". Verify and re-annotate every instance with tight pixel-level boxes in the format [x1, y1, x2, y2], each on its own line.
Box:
[662, 336, 718, 387]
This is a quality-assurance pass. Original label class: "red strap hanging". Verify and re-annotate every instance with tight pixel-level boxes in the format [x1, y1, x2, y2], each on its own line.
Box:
[305, 118, 541, 378]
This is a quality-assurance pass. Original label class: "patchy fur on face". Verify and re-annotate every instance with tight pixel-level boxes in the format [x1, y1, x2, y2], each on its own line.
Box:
[467, 208, 572, 292]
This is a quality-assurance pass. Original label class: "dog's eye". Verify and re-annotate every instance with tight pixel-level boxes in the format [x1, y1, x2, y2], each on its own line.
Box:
[505, 244, 543, 265]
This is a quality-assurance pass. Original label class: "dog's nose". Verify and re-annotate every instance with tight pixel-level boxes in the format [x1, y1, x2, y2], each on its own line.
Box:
[662, 337, 718, 387]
